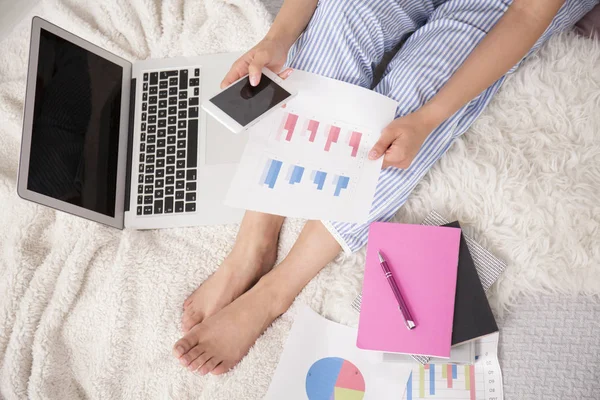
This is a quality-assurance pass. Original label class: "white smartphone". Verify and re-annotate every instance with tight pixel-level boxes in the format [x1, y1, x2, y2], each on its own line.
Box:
[202, 68, 297, 134]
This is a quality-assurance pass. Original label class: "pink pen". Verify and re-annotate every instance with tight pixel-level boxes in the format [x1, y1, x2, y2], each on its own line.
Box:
[378, 251, 416, 330]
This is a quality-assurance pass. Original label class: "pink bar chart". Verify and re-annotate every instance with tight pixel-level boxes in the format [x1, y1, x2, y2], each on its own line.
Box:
[273, 111, 368, 161]
[276, 112, 299, 141]
[324, 125, 341, 152]
[348, 131, 362, 157]
[307, 119, 319, 142]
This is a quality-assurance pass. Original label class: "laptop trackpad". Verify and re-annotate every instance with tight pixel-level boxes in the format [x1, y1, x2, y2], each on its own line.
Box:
[205, 116, 248, 165]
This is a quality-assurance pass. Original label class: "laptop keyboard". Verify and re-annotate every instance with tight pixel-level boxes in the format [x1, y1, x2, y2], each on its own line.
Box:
[136, 68, 200, 216]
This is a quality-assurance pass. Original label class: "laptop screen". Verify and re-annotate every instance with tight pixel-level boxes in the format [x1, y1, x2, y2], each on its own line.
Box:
[27, 28, 123, 218]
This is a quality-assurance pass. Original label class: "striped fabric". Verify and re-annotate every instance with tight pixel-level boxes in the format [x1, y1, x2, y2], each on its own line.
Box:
[286, 0, 598, 253]
[350, 210, 507, 364]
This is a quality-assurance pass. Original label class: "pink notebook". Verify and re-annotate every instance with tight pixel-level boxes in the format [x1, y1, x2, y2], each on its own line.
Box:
[357, 222, 461, 358]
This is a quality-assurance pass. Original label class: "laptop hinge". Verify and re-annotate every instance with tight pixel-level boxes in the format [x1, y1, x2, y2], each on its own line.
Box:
[124, 78, 136, 212]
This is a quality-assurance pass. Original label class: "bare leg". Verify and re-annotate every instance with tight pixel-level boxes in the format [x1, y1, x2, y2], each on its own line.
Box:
[180, 211, 284, 332]
[173, 220, 340, 374]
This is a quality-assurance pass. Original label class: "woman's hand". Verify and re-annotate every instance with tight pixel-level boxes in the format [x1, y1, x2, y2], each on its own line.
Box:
[220, 38, 292, 89]
[368, 110, 440, 169]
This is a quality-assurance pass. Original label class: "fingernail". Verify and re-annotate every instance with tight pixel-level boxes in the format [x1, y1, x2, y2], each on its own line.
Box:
[250, 75, 258, 86]
[368, 150, 378, 159]
[176, 346, 184, 357]
[285, 69, 293, 77]
[187, 364, 196, 371]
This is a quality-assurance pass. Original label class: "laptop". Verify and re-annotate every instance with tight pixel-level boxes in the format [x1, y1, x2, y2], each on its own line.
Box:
[17, 17, 247, 229]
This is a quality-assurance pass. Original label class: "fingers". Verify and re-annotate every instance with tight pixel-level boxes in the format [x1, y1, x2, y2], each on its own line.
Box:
[220, 60, 247, 89]
[248, 50, 271, 86]
[221, 52, 290, 89]
[381, 143, 414, 170]
[382, 155, 410, 170]
[278, 68, 293, 80]
[369, 127, 397, 160]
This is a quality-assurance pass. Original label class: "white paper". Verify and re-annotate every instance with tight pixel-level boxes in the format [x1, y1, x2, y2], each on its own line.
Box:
[226, 70, 398, 222]
[265, 304, 412, 400]
[401, 333, 504, 400]
[384, 342, 476, 365]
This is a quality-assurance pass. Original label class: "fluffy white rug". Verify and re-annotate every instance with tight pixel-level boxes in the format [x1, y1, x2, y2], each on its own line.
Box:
[0, 0, 599, 398]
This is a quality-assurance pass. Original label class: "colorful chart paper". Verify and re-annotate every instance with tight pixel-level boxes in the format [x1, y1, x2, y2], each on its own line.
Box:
[265, 304, 411, 400]
[226, 70, 398, 223]
[306, 357, 365, 400]
[402, 333, 503, 400]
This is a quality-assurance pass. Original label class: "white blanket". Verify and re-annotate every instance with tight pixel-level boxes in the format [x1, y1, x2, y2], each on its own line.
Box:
[1, 0, 599, 398]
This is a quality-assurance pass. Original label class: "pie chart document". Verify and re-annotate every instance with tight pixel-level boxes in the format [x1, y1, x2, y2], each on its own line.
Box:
[265, 304, 411, 400]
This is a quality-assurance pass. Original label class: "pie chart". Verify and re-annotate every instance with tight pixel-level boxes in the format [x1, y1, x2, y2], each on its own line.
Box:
[305, 357, 366, 400]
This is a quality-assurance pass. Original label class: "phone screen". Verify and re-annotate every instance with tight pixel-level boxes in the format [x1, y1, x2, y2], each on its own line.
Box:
[209, 74, 291, 127]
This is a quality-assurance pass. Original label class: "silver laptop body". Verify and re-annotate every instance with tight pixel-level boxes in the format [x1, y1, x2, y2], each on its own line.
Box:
[18, 17, 245, 229]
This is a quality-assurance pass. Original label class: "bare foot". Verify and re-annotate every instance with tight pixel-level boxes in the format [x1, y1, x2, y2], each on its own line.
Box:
[181, 212, 283, 332]
[175, 220, 341, 375]
[174, 277, 289, 375]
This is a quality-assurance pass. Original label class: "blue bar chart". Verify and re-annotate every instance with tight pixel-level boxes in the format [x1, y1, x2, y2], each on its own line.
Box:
[259, 159, 352, 199]
[312, 171, 327, 190]
[261, 159, 283, 189]
[288, 165, 305, 185]
[333, 175, 350, 197]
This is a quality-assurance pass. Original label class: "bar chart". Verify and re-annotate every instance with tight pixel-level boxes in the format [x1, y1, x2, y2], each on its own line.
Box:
[276, 112, 300, 142]
[260, 159, 283, 189]
[402, 334, 503, 400]
[260, 158, 351, 198]
[348, 131, 362, 157]
[226, 70, 398, 223]
[226, 93, 389, 223]
[305, 119, 320, 142]
[405, 364, 478, 400]
[288, 165, 305, 185]
[272, 110, 365, 159]
[324, 125, 341, 152]
[333, 175, 350, 197]
[312, 171, 327, 190]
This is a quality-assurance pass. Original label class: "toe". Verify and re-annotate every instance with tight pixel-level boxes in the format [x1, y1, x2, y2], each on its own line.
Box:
[173, 325, 202, 358]
[188, 352, 212, 373]
[211, 362, 232, 375]
[199, 357, 221, 376]
[178, 345, 204, 368]
[183, 290, 198, 309]
[181, 309, 203, 333]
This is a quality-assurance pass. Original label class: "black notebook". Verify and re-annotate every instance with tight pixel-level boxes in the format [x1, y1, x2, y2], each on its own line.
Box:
[446, 221, 498, 346]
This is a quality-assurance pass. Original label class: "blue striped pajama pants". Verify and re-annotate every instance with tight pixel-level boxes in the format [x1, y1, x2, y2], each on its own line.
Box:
[284, 0, 598, 253]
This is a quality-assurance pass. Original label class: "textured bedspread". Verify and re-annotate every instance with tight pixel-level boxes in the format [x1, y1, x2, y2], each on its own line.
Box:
[1, 1, 599, 398]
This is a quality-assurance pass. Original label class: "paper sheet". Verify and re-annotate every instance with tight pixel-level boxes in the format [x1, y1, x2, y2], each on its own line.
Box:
[401, 333, 504, 400]
[226, 71, 398, 222]
[265, 304, 412, 400]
